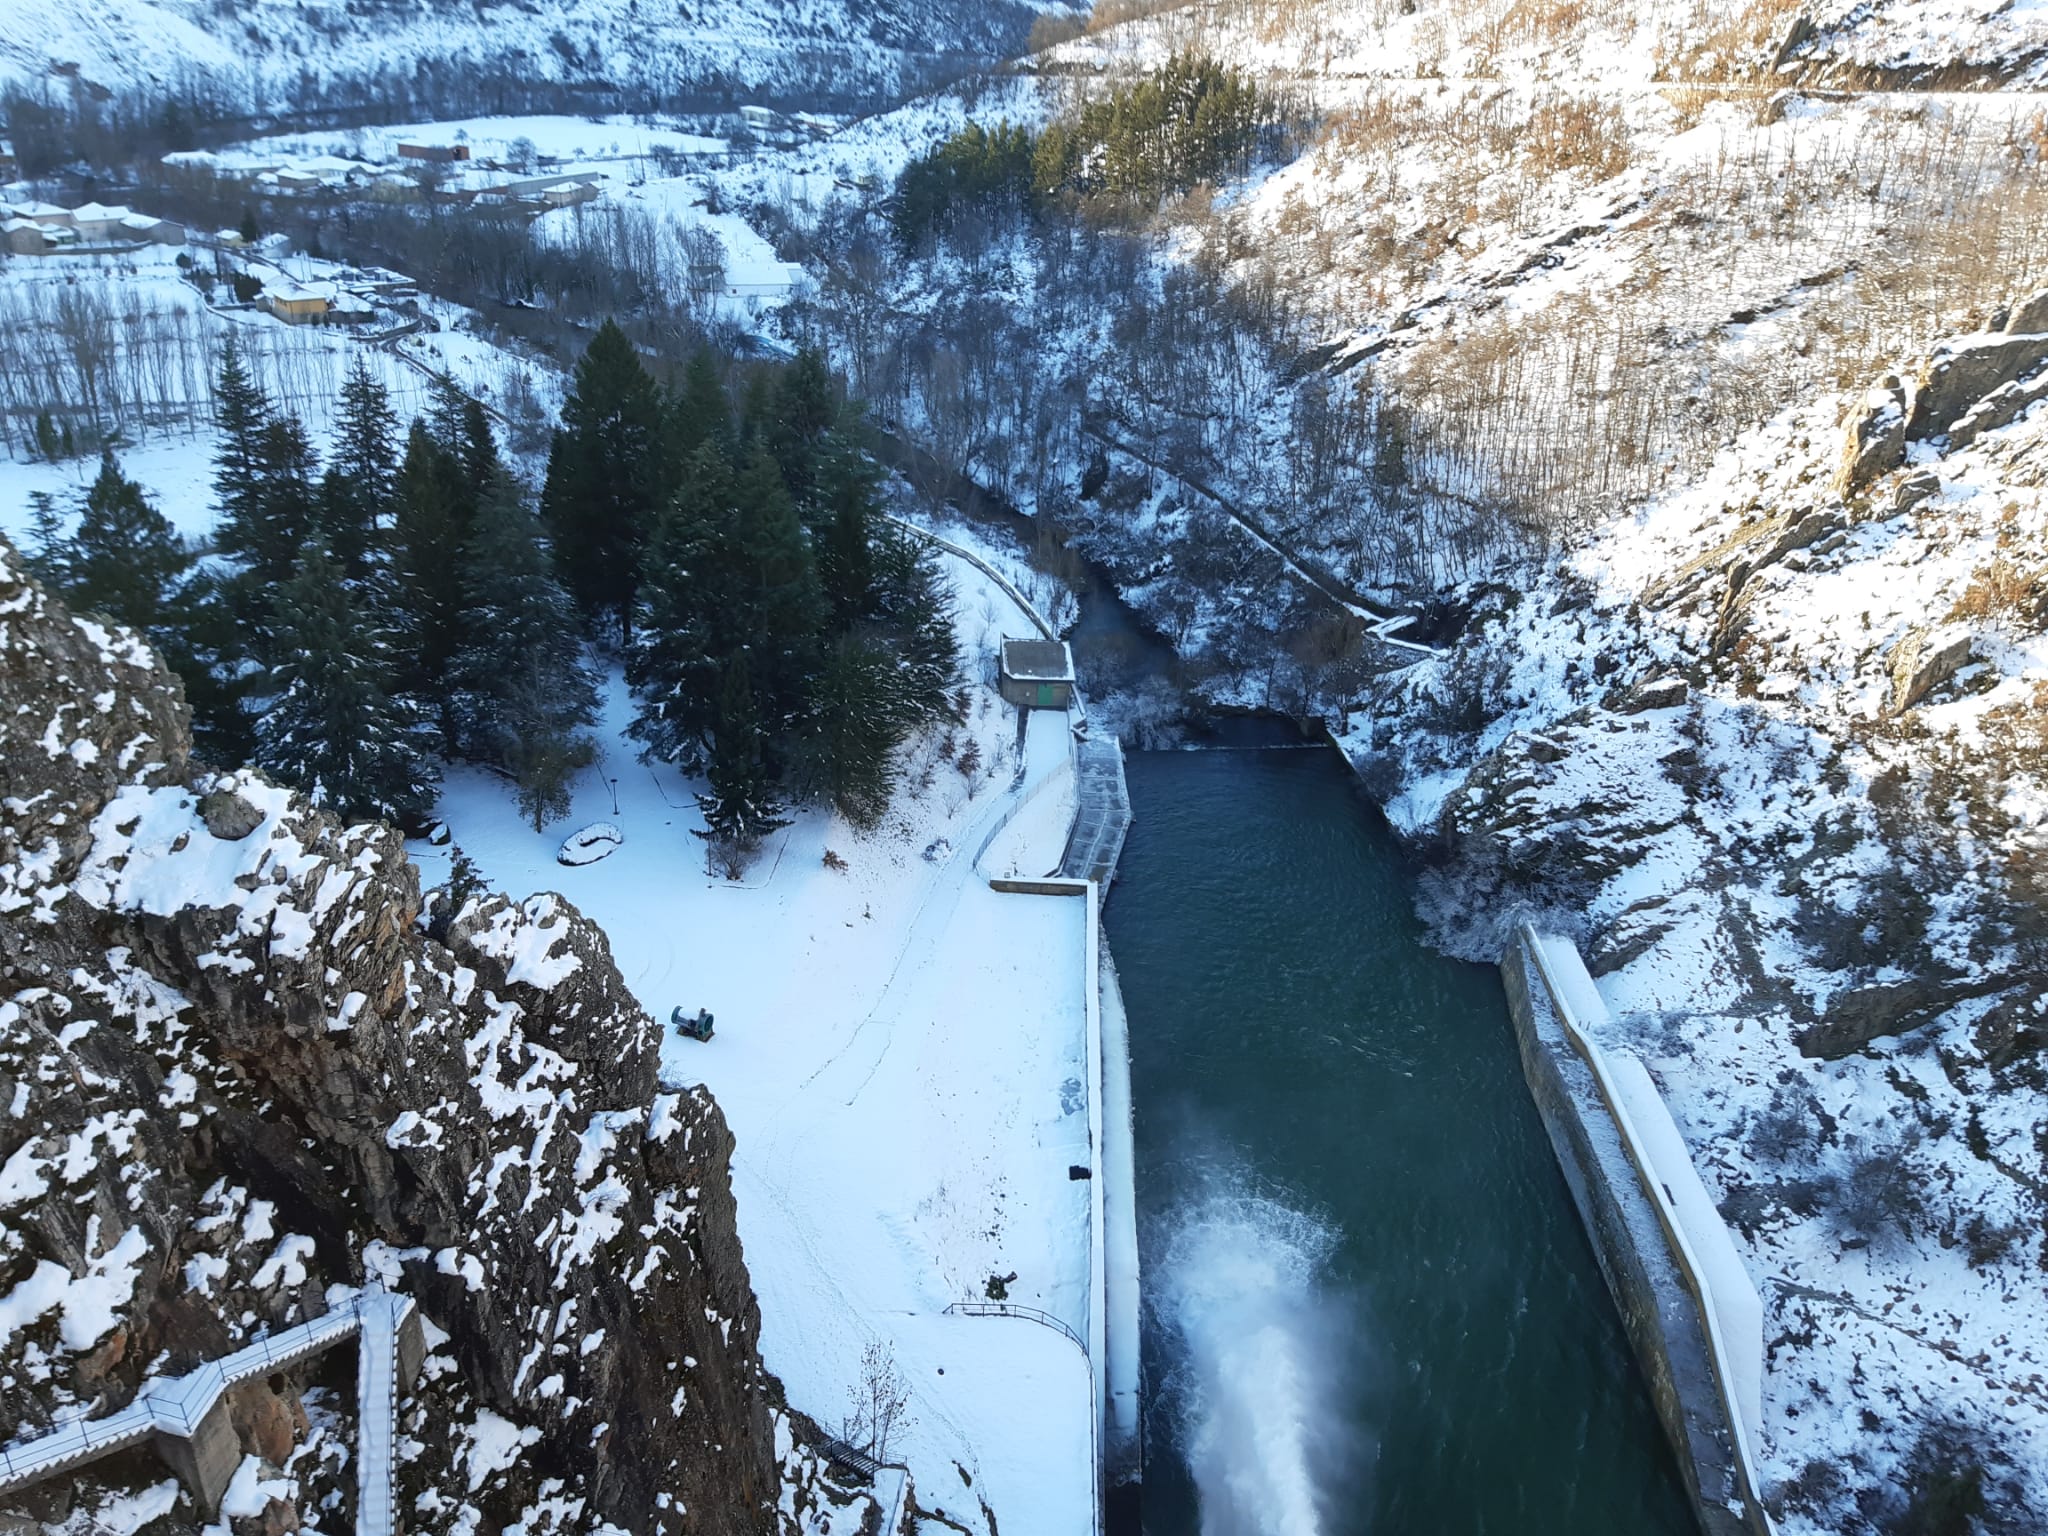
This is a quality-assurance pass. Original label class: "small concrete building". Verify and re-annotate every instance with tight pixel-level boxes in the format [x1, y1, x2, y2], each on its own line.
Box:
[266, 283, 331, 324]
[9, 200, 73, 228]
[1, 216, 71, 253]
[999, 639, 1077, 709]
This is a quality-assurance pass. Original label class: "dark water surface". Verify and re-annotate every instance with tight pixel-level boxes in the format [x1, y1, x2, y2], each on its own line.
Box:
[1106, 747, 1695, 1536]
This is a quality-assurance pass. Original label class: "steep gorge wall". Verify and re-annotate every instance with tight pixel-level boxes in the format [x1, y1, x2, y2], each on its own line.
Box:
[0, 533, 788, 1534]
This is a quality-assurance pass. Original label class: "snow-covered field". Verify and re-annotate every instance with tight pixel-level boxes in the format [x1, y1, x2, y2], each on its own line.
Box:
[410, 584, 1097, 1536]
[0, 244, 551, 483]
[228, 115, 730, 171]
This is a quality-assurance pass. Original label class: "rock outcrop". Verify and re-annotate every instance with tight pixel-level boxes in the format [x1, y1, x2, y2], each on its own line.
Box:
[1902, 289, 2048, 443]
[0, 536, 802, 1534]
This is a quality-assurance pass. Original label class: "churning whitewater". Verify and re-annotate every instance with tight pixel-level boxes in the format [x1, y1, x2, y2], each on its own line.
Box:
[1151, 1173, 1365, 1536]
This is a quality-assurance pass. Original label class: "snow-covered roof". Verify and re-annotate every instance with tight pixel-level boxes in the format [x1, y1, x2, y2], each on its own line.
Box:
[70, 201, 132, 221]
[1000, 639, 1075, 682]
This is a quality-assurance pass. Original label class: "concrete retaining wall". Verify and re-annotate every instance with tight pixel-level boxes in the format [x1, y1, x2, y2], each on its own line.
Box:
[1501, 928, 1771, 1536]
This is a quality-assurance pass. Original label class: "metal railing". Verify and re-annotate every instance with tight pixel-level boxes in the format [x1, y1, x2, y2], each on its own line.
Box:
[941, 1300, 1087, 1354]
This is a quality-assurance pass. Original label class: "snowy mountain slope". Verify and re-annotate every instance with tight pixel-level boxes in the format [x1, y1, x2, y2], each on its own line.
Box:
[0, 0, 1084, 115]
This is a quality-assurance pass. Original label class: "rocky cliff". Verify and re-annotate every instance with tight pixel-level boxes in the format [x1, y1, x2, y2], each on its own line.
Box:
[0, 537, 857, 1533]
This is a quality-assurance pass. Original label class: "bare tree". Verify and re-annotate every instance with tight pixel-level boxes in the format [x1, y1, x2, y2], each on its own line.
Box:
[841, 1339, 913, 1463]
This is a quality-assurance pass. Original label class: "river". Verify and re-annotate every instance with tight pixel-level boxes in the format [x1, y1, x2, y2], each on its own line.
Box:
[1104, 746, 1695, 1536]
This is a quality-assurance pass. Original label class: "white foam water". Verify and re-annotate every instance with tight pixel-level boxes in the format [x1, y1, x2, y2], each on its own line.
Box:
[1151, 1176, 1366, 1536]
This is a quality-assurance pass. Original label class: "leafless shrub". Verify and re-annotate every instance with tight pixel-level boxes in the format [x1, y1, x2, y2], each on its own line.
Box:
[841, 1340, 913, 1463]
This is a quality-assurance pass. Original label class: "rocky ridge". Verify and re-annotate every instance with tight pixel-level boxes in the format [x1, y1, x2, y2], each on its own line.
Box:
[0, 537, 881, 1535]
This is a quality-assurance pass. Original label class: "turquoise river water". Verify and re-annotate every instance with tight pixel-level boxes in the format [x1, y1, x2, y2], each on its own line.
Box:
[1105, 746, 1696, 1536]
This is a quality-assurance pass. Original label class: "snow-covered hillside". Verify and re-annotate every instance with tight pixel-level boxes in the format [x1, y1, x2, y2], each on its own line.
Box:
[0, 0, 1083, 117]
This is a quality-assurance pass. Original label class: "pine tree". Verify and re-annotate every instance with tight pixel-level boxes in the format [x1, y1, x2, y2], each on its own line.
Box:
[217, 410, 320, 601]
[765, 348, 837, 503]
[65, 450, 191, 639]
[449, 473, 599, 831]
[321, 356, 399, 581]
[790, 630, 909, 827]
[694, 649, 787, 875]
[176, 565, 259, 768]
[541, 320, 668, 643]
[256, 544, 438, 826]
[22, 491, 69, 586]
[815, 441, 882, 628]
[388, 420, 476, 739]
[669, 347, 732, 463]
[627, 442, 739, 768]
[732, 442, 824, 751]
[428, 375, 501, 506]
[211, 335, 273, 549]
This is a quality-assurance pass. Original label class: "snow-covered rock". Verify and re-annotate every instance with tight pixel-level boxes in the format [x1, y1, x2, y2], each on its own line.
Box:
[0, 533, 852, 1533]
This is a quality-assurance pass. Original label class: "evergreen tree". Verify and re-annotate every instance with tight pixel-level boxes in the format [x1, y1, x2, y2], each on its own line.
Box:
[388, 420, 475, 740]
[217, 407, 321, 604]
[449, 473, 599, 831]
[175, 566, 258, 768]
[815, 441, 882, 628]
[694, 649, 786, 875]
[428, 374, 502, 506]
[669, 347, 732, 463]
[626, 442, 740, 769]
[732, 443, 824, 751]
[321, 356, 399, 581]
[541, 320, 668, 643]
[22, 491, 69, 586]
[790, 630, 909, 827]
[764, 348, 837, 503]
[256, 544, 438, 826]
[211, 335, 273, 549]
[65, 450, 191, 639]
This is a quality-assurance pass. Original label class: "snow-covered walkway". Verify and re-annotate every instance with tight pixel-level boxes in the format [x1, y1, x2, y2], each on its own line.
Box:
[0, 1289, 419, 1533]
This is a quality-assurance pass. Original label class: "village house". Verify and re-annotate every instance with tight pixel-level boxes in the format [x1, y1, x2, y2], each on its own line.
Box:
[7, 200, 73, 229]
[0, 200, 181, 252]
[2, 217, 76, 254]
[0, 140, 17, 179]
[265, 278, 375, 325]
[470, 172, 603, 209]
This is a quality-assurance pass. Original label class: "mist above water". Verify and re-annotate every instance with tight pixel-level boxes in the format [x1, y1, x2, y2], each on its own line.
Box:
[1150, 1170, 1369, 1536]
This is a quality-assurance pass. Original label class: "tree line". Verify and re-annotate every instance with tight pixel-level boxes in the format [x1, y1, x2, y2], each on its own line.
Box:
[25, 325, 959, 871]
[891, 52, 1289, 247]
[545, 323, 959, 867]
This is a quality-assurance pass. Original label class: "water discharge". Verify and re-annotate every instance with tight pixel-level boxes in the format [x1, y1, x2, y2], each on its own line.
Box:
[1107, 747, 1694, 1535]
[1151, 1173, 1360, 1536]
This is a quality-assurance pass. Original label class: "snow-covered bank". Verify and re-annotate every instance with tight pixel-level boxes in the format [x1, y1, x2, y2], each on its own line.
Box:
[416, 559, 1098, 1535]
